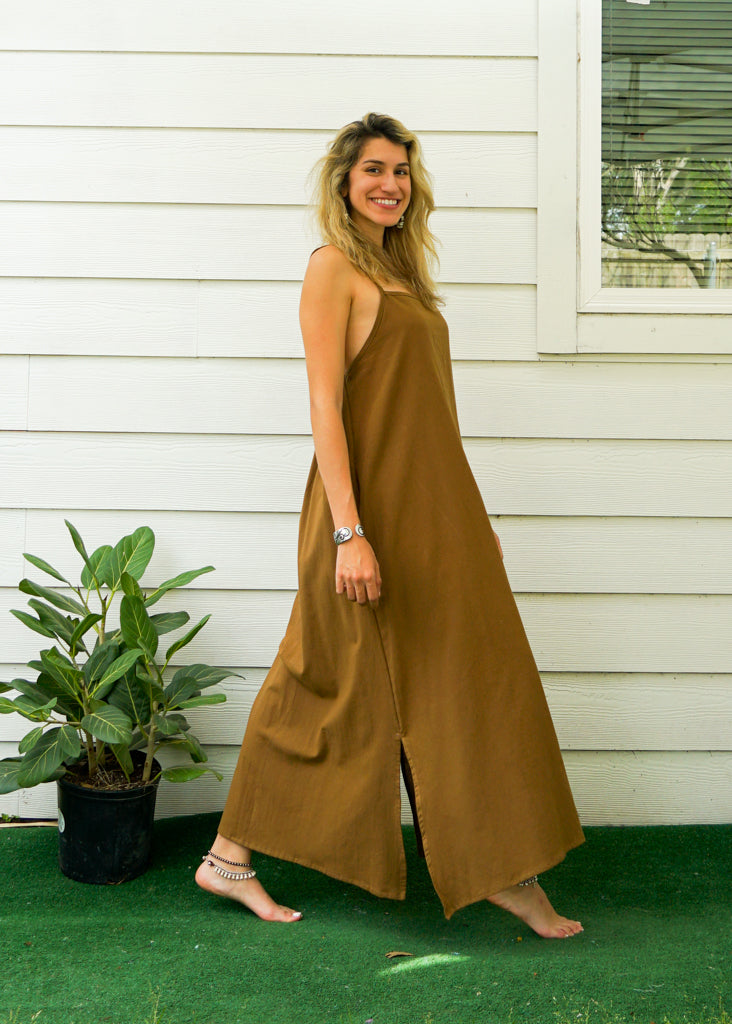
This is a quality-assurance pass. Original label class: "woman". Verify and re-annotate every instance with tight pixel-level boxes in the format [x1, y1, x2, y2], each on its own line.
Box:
[196, 113, 585, 937]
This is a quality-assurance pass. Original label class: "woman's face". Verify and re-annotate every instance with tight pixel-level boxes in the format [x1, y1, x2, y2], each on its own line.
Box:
[344, 136, 411, 245]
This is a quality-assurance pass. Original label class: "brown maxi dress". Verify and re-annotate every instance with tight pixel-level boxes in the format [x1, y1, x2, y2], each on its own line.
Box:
[219, 284, 584, 919]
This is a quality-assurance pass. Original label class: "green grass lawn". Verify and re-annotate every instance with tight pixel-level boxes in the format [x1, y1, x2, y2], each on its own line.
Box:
[1, 816, 729, 1024]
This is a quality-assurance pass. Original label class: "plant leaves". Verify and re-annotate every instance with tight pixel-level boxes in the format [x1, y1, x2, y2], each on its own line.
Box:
[178, 731, 207, 763]
[27, 599, 76, 646]
[69, 613, 102, 651]
[144, 566, 215, 608]
[108, 672, 151, 728]
[0, 759, 24, 794]
[40, 648, 83, 700]
[120, 572, 143, 599]
[0, 694, 57, 721]
[151, 712, 184, 737]
[80, 705, 133, 746]
[107, 528, 155, 588]
[165, 615, 210, 663]
[19, 726, 46, 754]
[161, 765, 222, 783]
[64, 520, 93, 572]
[10, 608, 56, 640]
[177, 693, 227, 710]
[109, 743, 134, 778]
[171, 664, 240, 689]
[120, 595, 158, 659]
[91, 648, 144, 699]
[81, 545, 113, 589]
[164, 675, 201, 708]
[19, 578, 87, 616]
[17, 726, 81, 788]
[22, 552, 71, 586]
[150, 611, 189, 636]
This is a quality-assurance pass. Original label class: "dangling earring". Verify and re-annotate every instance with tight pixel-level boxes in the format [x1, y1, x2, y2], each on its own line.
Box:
[396, 214, 405, 230]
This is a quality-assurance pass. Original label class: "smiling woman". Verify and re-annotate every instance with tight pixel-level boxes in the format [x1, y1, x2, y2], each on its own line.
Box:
[196, 113, 585, 938]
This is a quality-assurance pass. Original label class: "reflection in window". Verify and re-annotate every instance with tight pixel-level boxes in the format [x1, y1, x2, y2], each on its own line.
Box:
[602, 0, 732, 288]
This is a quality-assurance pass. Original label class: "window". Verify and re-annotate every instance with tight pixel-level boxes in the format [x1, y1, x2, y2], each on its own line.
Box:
[602, 0, 732, 290]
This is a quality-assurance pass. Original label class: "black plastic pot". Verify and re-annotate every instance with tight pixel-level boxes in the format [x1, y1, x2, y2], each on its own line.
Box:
[57, 756, 161, 884]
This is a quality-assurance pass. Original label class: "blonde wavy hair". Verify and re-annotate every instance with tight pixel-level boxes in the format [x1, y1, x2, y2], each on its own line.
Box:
[310, 112, 442, 310]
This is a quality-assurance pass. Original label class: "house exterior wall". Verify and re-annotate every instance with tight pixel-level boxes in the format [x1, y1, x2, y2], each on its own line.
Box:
[1, 0, 730, 824]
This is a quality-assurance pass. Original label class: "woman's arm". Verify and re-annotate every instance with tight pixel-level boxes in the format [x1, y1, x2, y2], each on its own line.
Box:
[299, 248, 382, 607]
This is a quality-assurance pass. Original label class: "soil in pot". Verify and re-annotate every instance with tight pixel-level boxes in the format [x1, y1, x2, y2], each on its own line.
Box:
[57, 750, 161, 884]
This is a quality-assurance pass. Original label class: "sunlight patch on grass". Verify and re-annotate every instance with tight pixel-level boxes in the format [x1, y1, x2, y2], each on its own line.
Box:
[379, 952, 471, 975]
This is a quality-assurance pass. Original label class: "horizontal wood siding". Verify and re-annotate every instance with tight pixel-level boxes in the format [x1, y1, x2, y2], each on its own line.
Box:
[1, 3, 728, 829]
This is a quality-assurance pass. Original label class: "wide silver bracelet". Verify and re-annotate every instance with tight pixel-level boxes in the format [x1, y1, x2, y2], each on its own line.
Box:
[333, 524, 365, 545]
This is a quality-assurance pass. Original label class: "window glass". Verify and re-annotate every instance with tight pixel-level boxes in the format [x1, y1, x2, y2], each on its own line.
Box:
[602, 0, 732, 288]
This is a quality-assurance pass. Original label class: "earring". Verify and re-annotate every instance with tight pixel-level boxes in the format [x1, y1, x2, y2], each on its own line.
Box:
[396, 214, 405, 230]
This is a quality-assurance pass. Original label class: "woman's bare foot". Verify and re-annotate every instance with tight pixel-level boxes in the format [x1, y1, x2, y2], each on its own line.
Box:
[487, 880, 583, 939]
[195, 836, 302, 923]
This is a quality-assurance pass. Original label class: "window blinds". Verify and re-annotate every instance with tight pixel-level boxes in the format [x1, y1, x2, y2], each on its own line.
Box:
[602, 0, 732, 287]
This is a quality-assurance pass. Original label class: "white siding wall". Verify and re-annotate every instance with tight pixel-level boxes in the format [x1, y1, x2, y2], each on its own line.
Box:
[1, 1, 730, 824]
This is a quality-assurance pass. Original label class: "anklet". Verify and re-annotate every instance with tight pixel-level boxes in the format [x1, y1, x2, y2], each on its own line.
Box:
[518, 875, 538, 888]
[205, 849, 252, 868]
[202, 850, 257, 881]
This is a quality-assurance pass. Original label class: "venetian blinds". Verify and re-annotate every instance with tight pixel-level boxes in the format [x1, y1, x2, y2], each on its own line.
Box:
[602, 0, 732, 287]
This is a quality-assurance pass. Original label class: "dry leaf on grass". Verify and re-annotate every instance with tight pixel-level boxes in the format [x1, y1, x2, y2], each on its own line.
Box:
[385, 951, 414, 959]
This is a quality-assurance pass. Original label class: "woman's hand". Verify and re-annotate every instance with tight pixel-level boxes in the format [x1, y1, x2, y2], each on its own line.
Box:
[335, 537, 382, 607]
[493, 530, 504, 560]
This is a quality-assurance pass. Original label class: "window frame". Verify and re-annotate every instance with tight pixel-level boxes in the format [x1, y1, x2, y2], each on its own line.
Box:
[537, 0, 732, 356]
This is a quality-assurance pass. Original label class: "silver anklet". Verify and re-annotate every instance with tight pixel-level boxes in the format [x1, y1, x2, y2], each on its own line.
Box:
[203, 849, 256, 881]
[518, 875, 538, 888]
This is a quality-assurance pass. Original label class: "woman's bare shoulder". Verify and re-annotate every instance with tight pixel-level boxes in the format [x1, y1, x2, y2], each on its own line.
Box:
[305, 244, 355, 283]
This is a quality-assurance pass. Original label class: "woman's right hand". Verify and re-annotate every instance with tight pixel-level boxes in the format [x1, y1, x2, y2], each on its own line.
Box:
[335, 537, 382, 607]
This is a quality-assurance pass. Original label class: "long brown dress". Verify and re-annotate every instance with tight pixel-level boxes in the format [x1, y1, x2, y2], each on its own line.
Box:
[218, 284, 584, 919]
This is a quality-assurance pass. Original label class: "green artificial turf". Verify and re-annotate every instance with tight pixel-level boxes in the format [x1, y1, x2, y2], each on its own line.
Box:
[1, 816, 729, 1024]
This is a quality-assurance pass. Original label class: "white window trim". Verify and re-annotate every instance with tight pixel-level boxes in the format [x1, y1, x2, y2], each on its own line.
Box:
[537, 0, 732, 356]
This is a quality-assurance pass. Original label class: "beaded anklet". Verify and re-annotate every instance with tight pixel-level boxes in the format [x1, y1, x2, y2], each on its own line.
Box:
[518, 875, 539, 888]
[203, 849, 257, 881]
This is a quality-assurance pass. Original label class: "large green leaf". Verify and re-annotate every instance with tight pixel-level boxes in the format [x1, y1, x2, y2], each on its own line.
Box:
[91, 648, 144, 699]
[27, 599, 76, 646]
[80, 705, 133, 746]
[19, 578, 87, 616]
[64, 520, 93, 572]
[17, 726, 81, 788]
[136, 664, 165, 703]
[83, 642, 119, 685]
[107, 528, 154, 588]
[81, 545, 113, 589]
[108, 673, 151, 729]
[10, 608, 55, 640]
[150, 611, 189, 636]
[69, 613, 102, 651]
[40, 648, 83, 700]
[7, 678, 48, 703]
[144, 565, 215, 608]
[109, 743, 134, 778]
[0, 759, 24, 794]
[177, 693, 227, 710]
[151, 712, 184, 737]
[171, 664, 240, 689]
[30, 672, 80, 717]
[120, 572, 143, 600]
[120, 595, 158, 659]
[19, 726, 45, 754]
[22, 552, 71, 586]
[164, 674, 201, 709]
[0, 694, 57, 721]
[161, 765, 222, 783]
[178, 731, 207, 763]
[165, 615, 210, 663]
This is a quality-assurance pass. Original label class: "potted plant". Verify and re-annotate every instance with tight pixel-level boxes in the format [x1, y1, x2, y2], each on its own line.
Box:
[0, 521, 234, 883]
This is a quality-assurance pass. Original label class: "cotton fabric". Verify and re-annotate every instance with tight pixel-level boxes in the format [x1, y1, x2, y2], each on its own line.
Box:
[219, 286, 584, 918]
